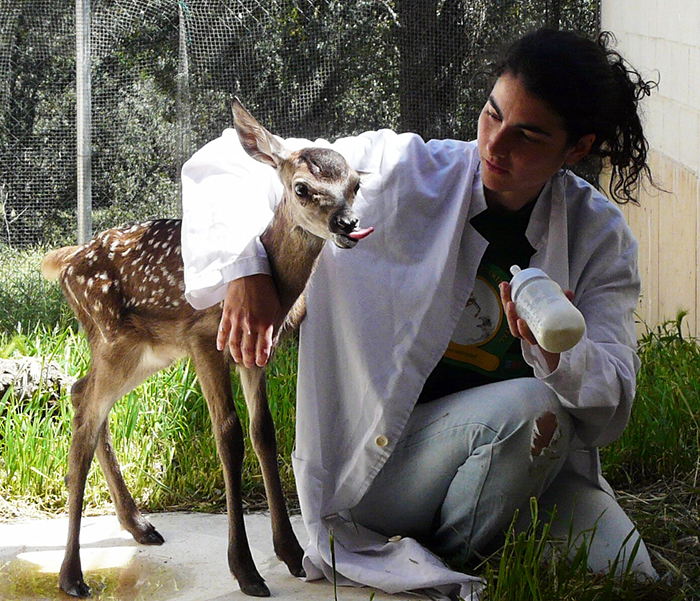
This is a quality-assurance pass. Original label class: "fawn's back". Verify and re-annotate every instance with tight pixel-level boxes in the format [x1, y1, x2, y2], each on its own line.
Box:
[43, 219, 219, 352]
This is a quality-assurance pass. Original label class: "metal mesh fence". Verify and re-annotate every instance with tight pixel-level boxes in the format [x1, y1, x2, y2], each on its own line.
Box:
[0, 0, 599, 251]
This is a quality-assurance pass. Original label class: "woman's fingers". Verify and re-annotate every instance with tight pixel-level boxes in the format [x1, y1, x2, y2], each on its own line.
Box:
[218, 274, 282, 368]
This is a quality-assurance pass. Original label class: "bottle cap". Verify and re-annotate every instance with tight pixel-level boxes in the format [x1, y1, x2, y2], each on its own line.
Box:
[509, 265, 550, 300]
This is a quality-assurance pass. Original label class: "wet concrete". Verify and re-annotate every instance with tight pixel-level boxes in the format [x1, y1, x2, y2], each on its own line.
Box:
[0, 512, 419, 600]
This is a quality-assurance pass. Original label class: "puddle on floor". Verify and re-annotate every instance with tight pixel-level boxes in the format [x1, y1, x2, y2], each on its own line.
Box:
[0, 555, 185, 600]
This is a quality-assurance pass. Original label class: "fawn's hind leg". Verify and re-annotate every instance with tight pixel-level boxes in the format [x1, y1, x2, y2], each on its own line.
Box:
[95, 419, 164, 545]
[238, 365, 305, 579]
[60, 346, 170, 598]
[191, 341, 270, 597]
[60, 372, 121, 597]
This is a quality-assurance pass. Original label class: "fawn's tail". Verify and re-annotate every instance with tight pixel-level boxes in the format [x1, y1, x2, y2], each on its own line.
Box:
[41, 246, 81, 281]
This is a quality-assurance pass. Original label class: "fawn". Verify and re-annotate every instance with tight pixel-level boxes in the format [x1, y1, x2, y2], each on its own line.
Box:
[41, 99, 373, 597]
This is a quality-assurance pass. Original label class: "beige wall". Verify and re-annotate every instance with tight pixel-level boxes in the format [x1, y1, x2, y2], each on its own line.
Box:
[601, 1, 700, 336]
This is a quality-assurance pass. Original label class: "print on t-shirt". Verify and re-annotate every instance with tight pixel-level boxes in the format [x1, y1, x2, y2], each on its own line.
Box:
[444, 262, 530, 379]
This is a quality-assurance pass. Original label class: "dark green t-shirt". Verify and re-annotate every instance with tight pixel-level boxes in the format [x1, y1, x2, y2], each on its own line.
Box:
[418, 202, 536, 403]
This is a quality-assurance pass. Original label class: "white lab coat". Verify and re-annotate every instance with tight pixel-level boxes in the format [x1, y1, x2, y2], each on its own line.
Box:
[180, 128, 640, 599]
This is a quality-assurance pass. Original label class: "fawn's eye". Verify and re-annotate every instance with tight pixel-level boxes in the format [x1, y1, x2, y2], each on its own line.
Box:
[294, 183, 309, 197]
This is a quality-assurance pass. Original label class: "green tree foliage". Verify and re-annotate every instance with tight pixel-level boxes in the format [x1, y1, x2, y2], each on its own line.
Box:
[0, 0, 599, 248]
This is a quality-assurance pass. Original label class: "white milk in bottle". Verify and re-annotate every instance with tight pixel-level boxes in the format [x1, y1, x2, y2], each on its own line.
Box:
[509, 265, 586, 353]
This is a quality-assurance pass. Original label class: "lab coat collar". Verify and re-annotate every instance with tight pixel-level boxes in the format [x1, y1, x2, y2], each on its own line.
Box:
[527, 171, 570, 288]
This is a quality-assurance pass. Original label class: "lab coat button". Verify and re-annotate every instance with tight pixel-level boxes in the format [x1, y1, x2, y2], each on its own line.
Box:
[375, 435, 389, 448]
[388, 535, 402, 543]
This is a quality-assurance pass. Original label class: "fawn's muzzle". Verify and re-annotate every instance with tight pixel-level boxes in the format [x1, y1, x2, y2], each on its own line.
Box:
[330, 211, 374, 249]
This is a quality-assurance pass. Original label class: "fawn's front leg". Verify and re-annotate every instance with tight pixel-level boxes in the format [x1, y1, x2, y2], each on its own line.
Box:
[191, 343, 270, 597]
[238, 365, 305, 579]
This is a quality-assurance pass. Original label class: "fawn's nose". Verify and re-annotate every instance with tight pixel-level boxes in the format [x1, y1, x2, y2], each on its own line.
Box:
[331, 213, 359, 234]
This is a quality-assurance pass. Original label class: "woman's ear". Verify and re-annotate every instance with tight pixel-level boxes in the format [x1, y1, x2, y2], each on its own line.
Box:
[564, 133, 596, 166]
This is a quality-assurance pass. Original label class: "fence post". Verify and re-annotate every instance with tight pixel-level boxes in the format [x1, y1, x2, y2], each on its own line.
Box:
[177, 1, 191, 213]
[76, 0, 92, 244]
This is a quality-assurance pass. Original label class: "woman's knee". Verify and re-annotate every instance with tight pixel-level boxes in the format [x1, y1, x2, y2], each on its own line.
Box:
[487, 378, 573, 458]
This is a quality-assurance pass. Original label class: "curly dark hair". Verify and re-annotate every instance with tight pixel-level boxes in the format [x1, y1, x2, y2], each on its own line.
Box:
[495, 29, 658, 205]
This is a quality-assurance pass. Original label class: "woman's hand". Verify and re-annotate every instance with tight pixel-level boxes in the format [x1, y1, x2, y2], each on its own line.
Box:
[217, 274, 282, 368]
[499, 281, 574, 372]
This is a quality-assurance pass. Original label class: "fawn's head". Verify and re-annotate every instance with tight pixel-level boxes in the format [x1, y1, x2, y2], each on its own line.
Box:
[232, 99, 373, 249]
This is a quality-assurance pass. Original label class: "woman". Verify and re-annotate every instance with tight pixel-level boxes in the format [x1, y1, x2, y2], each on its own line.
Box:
[181, 29, 658, 598]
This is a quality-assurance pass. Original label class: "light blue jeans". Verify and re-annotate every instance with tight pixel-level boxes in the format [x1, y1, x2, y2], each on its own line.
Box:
[351, 378, 656, 577]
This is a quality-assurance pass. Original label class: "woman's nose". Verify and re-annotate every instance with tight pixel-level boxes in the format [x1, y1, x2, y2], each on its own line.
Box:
[487, 127, 508, 158]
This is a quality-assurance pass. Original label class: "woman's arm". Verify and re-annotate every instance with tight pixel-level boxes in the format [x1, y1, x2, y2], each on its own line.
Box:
[181, 127, 290, 367]
[180, 127, 395, 367]
[523, 240, 641, 447]
[180, 127, 283, 310]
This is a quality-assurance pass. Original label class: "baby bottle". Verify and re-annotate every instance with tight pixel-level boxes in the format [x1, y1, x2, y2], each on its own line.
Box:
[508, 265, 586, 353]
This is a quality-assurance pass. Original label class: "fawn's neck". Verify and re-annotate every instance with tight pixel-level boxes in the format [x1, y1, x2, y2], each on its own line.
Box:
[260, 199, 326, 314]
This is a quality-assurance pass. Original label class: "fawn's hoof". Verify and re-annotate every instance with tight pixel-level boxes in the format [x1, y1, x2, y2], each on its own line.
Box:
[59, 576, 91, 598]
[128, 518, 165, 545]
[240, 580, 271, 597]
[290, 565, 306, 578]
[281, 552, 305, 578]
[135, 525, 165, 545]
[276, 543, 306, 578]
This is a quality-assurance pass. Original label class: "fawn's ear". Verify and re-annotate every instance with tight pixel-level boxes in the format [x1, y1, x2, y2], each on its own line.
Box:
[232, 98, 288, 169]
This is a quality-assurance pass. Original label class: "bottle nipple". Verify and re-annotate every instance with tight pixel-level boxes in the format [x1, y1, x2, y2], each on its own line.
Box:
[510, 265, 522, 276]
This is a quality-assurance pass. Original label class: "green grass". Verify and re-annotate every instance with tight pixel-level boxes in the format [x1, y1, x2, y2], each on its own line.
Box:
[603, 311, 700, 485]
[0, 247, 299, 515]
[0, 323, 300, 515]
[0, 249, 698, 599]
[478, 500, 679, 601]
[0, 245, 75, 333]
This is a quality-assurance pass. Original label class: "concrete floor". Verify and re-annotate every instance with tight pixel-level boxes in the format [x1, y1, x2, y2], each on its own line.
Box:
[0, 512, 423, 600]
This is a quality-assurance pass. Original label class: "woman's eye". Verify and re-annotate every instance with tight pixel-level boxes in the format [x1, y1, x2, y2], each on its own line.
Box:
[354, 182, 361, 194]
[520, 131, 544, 143]
[295, 183, 308, 197]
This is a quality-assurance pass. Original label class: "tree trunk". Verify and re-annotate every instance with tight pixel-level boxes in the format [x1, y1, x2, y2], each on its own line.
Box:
[396, 0, 438, 137]
[545, 0, 562, 28]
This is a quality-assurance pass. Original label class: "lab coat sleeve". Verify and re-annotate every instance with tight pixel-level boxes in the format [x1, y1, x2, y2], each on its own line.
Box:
[180, 127, 285, 310]
[524, 233, 641, 448]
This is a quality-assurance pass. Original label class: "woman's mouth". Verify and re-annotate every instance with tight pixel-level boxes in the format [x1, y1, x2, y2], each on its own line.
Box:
[484, 158, 509, 175]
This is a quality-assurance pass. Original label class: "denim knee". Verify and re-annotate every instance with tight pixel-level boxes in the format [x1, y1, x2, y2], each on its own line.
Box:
[486, 378, 573, 461]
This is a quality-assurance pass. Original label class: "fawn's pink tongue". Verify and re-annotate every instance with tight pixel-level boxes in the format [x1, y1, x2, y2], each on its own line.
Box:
[348, 227, 374, 240]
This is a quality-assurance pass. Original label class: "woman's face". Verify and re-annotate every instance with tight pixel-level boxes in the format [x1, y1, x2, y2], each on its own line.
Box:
[477, 72, 592, 211]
